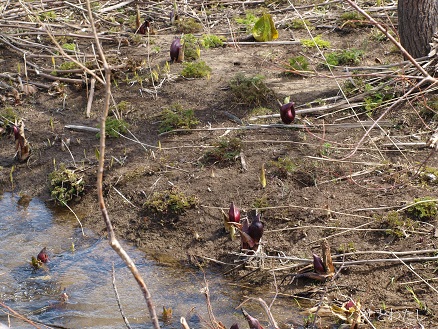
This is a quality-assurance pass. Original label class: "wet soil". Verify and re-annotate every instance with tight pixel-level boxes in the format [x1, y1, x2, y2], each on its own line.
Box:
[1, 1, 438, 328]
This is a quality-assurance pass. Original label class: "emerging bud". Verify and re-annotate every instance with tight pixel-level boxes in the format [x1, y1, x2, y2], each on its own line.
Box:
[242, 308, 264, 329]
[280, 101, 295, 124]
[312, 253, 325, 274]
[344, 300, 356, 310]
[248, 213, 264, 243]
[37, 247, 49, 263]
[12, 125, 20, 140]
[170, 38, 183, 63]
[228, 202, 240, 223]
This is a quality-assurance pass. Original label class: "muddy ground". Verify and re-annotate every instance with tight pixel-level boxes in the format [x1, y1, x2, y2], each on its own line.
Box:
[1, 1, 438, 328]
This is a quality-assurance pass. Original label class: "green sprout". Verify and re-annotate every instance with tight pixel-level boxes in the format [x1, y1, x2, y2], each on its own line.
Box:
[49, 163, 85, 205]
[181, 61, 212, 78]
[158, 103, 199, 133]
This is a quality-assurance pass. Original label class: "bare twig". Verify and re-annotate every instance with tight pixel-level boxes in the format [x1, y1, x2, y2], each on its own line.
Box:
[111, 262, 133, 329]
[86, 77, 96, 118]
[82, 0, 160, 328]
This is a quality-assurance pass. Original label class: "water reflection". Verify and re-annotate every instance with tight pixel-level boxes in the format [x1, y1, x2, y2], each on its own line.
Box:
[0, 193, 247, 328]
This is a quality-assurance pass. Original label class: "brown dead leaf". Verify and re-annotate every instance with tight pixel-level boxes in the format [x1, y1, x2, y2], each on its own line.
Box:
[14, 121, 31, 162]
[240, 231, 255, 249]
[22, 84, 38, 96]
[321, 239, 335, 275]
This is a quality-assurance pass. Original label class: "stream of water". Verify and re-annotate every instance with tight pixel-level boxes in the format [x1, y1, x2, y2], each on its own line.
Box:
[0, 192, 300, 329]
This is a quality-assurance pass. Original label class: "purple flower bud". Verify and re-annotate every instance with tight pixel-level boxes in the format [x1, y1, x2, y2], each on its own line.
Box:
[248, 213, 263, 243]
[13, 125, 20, 140]
[228, 202, 240, 223]
[37, 247, 49, 263]
[280, 101, 295, 124]
[170, 38, 182, 62]
[241, 308, 263, 329]
[313, 253, 325, 274]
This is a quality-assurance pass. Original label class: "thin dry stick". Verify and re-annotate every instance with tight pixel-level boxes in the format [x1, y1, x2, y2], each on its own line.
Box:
[392, 253, 438, 294]
[86, 76, 96, 118]
[60, 199, 86, 236]
[344, 0, 434, 80]
[83, 1, 160, 328]
[111, 262, 133, 329]
[0, 301, 46, 329]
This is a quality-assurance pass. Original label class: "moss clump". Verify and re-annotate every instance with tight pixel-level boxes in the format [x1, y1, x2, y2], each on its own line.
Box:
[115, 100, 131, 113]
[301, 35, 330, 48]
[49, 164, 85, 205]
[97, 116, 129, 138]
[339, 11, 366, 28]
[144, 188, 198, 215]
[158, 103, 199, 133]
[229, 73, 272, 106]
[181, 61, 212, 78]
[1, 107, 18, 123]
[39, 10, 57, 22]
[203, 138, 242, 166]
[268, 157, 297, 178]
[325, 49, 364, 67]
[406, 197, 438, 221]
[200, 34, 224, 49]
[420, 167, 438, 185]
[289, 18, 312, 30]
[61, 43, 76, 51]
[284, 55, 310, 75]
[176, 18, 203, 33]
[378, 211, 417, 238]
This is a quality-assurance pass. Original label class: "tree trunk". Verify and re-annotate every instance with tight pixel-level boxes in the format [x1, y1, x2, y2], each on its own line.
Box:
[398, 0, 438, 59]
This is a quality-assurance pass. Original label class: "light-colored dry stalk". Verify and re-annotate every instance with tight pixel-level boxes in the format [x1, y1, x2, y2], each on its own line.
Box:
[81, 1, 161, 328]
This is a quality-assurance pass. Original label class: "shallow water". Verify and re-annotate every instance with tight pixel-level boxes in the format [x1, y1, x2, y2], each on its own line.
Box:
[0, 193, 299, 329]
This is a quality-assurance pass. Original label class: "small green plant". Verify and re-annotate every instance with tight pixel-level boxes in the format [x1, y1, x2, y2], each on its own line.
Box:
[339, 11, 366, 28]
[49, 163, 85, 205]
[229, 73, 272, 106]
[284, 55, 310, 75]
[182, 34, 201, 61]
[62, 43, 76, 51]
[115, 100, 131, 113]
[288, 18, 312, 30]
[363, 83, 394, 114]
[235, 12, 258, 32]
[325, 49, 364, 67]
[420, 167, 438, 185]
[252, 195, 269, 209]
[39, 10, 57, 22]
[57, 61, 79, 71]
[200, 34, 224, 48]
[337, 242, 356, 253]
[144, 188, 198, 215]
[301, 35, 330, 48]
[181, 61, 212, 78]
[320, 142, 332, 156]
[370, 28, 389, 42]
[406, 197, 438, 221]
[98, 116, 129, 138]
[1, 107, 18, 123]
[249, 107, 275, 116]
[176, 17, 203, 33]
[268, 157, 296, 178]
[158, 103, 199, 133]
[379, 211, 417, 238]
[406, 286, 431, 314]
[203, 138, 242, 165]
